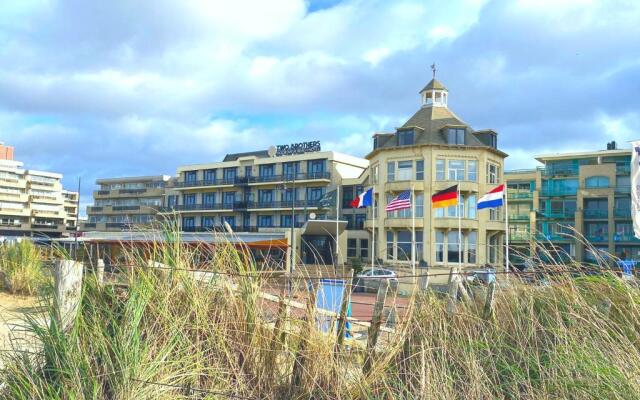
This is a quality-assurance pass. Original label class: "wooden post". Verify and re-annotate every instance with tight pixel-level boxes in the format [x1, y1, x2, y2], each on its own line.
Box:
[363, 278, 389, 375]
[96, 259, 105, 286]
[457, 280, 470, 302]
[446, 267, 459, 316]
[419, 273, 429, 292]
[335, 271, 354, 351]
[483, 281, 496, 320]
[54, 260, 84, 330]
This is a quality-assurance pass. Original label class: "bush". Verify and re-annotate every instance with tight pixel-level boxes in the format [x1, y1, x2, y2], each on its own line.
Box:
[0, 240, 50, 295]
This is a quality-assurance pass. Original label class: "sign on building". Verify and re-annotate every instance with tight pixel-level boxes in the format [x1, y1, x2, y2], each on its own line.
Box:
[274, 141, 321, 156]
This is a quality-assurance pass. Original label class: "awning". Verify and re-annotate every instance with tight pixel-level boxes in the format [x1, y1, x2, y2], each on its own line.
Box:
[301, 220, 347, 236]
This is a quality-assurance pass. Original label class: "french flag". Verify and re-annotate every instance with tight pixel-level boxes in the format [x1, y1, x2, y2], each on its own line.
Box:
[351, 188, 373, 208]
[477, 184, 505, 210]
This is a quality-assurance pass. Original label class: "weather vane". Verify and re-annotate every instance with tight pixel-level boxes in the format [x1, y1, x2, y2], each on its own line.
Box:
[431, 63, 437, 79]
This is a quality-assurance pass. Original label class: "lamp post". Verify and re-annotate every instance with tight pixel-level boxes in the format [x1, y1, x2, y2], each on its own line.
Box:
[279, 175, 296, 296]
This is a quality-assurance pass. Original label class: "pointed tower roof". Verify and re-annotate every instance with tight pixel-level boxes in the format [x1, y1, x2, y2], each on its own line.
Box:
[420, 78, 447, 93]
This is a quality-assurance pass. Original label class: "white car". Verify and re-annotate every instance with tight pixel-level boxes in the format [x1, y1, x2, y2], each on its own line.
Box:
[355, 268, 398, 292]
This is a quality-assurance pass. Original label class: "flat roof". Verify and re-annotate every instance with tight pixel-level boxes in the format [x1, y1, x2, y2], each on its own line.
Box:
[535, 149, 631, 162]
[96, 175, 172, 184]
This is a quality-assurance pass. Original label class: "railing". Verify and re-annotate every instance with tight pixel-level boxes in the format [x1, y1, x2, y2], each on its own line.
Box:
[508, 214, 530, 221]
[536, 233, 572, 241]
[119, 188, 148, 195]
[539, 165, 579, 176]
[540, 188, 577, 197]
[247, 200, 321, 209]
[509, 232, 532, 241]
[0, 222, 21, 227]
[540, 210, 574, 219]
[31, 223, 58, 229]
[106, 222, 129, 229]
[614, 208, 631, 218]
[112, 205, 142, 211]
[507, 191, 533, 200]
[615, 186, 631, 194]
[585, 234, 608, 243]
[96, 190, 111, 195]
[84, 223, 97, 228]
[162, 202, 245, 212]
[248, 172, 331, 183]
[87, 206, 103, 212]
[616, 165, 631, 175]
[505, 169, 537, 175]
[583, 209, 608, 219]
[614, 234, 640, 242]
[171, 177, 247, 188]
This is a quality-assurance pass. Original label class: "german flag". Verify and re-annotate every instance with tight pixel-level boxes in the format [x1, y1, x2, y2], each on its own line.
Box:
[432, 185, 458, 208]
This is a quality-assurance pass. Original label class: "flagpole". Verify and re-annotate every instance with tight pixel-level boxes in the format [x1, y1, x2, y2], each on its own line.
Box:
[371, 187, 375, 273]
[411, 184, 416, 284]
[458, 183, 462, 270]
[504, 186, 510, 273]
[336, 185, 340, 270]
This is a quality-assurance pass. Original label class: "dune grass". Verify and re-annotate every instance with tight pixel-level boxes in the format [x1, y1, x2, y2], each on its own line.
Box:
[0, 235, 639, 399]
[0, 240, 51, 296]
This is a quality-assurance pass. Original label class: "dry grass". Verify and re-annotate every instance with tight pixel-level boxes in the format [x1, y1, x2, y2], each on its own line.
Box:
[0, 241, 51, 296]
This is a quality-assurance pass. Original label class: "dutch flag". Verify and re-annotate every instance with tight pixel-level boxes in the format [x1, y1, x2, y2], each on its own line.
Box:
[477, 184, 505, 210]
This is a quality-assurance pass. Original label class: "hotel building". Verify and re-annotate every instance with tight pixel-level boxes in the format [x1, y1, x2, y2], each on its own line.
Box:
[84, 175, 171, 231]
[505, 142, 635, 266]
[366, 77, 507, 268]
[0, 144, 79, 237]
[159, 148, 369, 265]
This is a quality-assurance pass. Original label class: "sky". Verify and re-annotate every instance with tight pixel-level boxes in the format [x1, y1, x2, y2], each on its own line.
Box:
[0, 0, 639, 214]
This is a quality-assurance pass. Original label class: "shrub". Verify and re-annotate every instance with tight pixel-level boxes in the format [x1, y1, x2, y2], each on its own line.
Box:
[0, 240, 50, 295]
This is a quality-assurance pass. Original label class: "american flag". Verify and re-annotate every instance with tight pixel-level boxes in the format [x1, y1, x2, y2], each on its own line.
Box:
[385, 190, 412, 212]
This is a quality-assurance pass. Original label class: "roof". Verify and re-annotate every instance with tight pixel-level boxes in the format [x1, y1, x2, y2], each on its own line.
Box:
[223, 150, 270, 161]
[420, 78, 447, 93]
[96, 175, 171, 184]
[535, 149, 631, 163]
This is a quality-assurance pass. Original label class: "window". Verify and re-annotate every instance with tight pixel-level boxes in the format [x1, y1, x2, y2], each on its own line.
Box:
[487, 163, 500, 184]
[281, 214, 296, 227]
[615, 197, 630, 212]
[585, 176, 609, 188]
[467, 160, 477, 181]
[306, 187, 324, 201]
[342, 186, 354, 208]
[202, 216, 215, 228]
[397, 129, 414, 146]
[283, 162, 299, 178]
[617, 176, 630, 190]
[488, 235, 499, 264]
[447, 128, 465, 145]
[307, 159, 326, 174]
[416, 160, 424, 180]
[615, 223, 633, 238]
[447, 231, 460, 263]
[223, 168, 237, 182]
[182, 217, 195, 229]
[585, 222, 608, 240]
[222, 215, 235, 229]
[467, 231, 477, 264]
[258, 190, 274, 204]
[354, 213, 366, 229]
[396, 230, 412, 261]
[347, 239, 357, 258]
[204, 169, 216, 183]
[167, 195, 178, 208]
[387, 162, 395, 182]
[202, 192, 215, 206]
[397, 161, 413, 181]
[184, 171, 197, 183]
[489, 208, 501, 221]
[415, 193, 424, 218]
[183, 193, 196, 206]
[436, 159, 445, 180]
[466, 194, 477, 219]
[386, 231, 394, 260]
[259, 164, 275, 177]
[415, 231, 424, 260]
[436, 231, 445, 263]
[282, 188, 297, 202]
[360, 239, 369, 258]
[258, 215, 273, 227]
[448, 160, 465, 181]
[372, 165, 379, 184]
[223, 192, 235, 206]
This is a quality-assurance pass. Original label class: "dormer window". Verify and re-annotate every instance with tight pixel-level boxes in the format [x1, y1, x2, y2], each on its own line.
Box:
[447, 128, 465, 145]
[397, 129, 414, 146]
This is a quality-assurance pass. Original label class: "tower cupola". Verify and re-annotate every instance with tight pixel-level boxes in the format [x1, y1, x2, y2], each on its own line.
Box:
[419, 63, 448, 108]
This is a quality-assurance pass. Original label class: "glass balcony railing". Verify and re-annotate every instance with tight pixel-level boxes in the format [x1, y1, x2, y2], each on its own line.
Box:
[509, 232, 532, 241]
[583, 209, 608, 219]
[613, 234, 640, 242]
[614, 208, 631, 218]
[508, 214, 530, 221]
[616, 164, 631, 175]
[540, 165, 580, 177]
[536, 233, 572, 241]
[540, 210, 575, 219]
[615, 185, 631, 194]
[540, 188, 577, 197]
[585, 234, 608, 243]
[507, 191, 533, 200]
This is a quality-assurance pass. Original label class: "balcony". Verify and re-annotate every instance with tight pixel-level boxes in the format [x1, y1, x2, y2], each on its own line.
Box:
[536, 233, 572, 242]
[540, 188, 577, 197]
[161, 202, 244, 212]
[31, 223, 58, 230]
[614, 208, 631, 219]
[540, 210, 574, 219]
[615, 185, 631, 194]
[87, 206, 103, 213]
[106, 222, 130, 229]
[508, 214, 530, 221]
[248, 172, 331, 185]
[32, 209, 61, 217]
[247, 200, 321, 210]
[510, 232, 532, 241]
[112, 205, 141, 211]
[83, 223, 97, 229]
[540, 165, 579, 177]
[583, 209, 608, 219]
[172, 177, 247, 188]
[616, 164, 631, 175]
[585, 234, 608, 243]
[507, 191, 533, 200]
[614, 234, 640, 243]
[0, 222, 22, 228]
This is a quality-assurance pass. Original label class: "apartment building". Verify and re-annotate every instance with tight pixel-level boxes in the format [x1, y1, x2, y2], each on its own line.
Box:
[84, 175, 171, 231]
[505, 142, 635, 266]
[366, 77, 507, 268]
[160, 147, 369, 265]
[0, 144, 78, 237]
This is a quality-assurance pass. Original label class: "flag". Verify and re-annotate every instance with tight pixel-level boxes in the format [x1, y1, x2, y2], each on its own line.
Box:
[432, 185, 458, 209]
[632, 142, 640, 238]
[351, 188, 373, 208]
[385, 190, 411, 212]
[477, 184, 505, 210]
[317, 189, 337, 209]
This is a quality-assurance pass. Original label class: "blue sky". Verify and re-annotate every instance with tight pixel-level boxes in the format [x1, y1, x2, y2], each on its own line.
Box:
[0, 0, 639, 213]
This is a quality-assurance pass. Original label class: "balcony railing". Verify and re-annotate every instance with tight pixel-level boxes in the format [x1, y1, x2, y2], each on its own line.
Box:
[247, 200, 321, 209]
[616, 164, 631, 175]
[248, 172, 331, 184]
[31, 223, 58, 229]
[583, 209, 608, 219]
[540, 210, 574, 219]
[162, 202, 245, 212]
[96, 190, 111, 195]
[615, 186, 631, 194]
[172, 177, 247, 188]
[0, 222, 22, 228]
[87, 206, 103, 212]
[614, 234, 640, 242]
[585, 234, 608, 243]
[507, 191, 533, 200]
[508, 214, 530, 221]
[84, 223, 97, 229]
[509, 232, 532, 241]
[614, 208, 631, 218]
[540, 165, 579, 177]
[536, 233, 572, 241]
[106, 222, 130, 229]
[112, 205, 142, 211]
[540, 188, 577, 197]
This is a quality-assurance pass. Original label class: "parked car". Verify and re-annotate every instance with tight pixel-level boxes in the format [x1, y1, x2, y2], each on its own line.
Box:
[354, 268, 398, 293]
